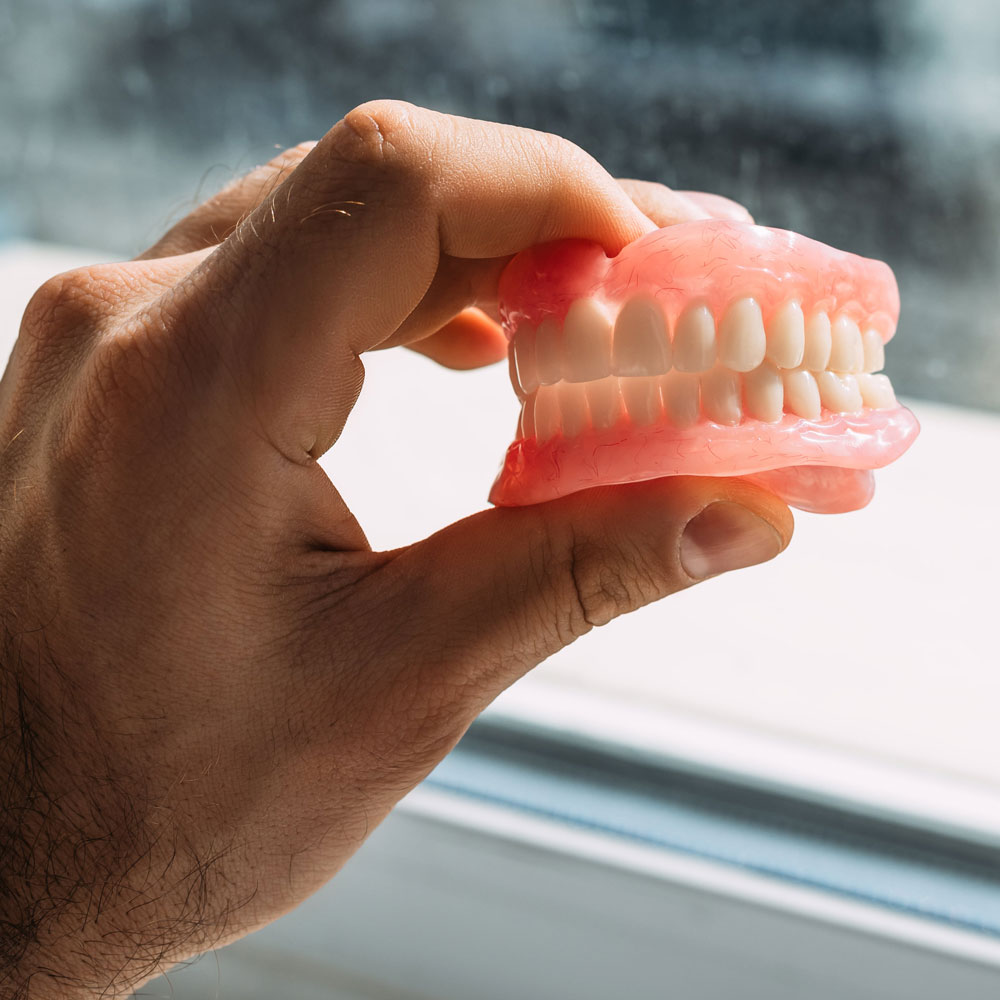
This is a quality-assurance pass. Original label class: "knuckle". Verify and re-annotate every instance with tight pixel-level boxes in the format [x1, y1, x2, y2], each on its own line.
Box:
[20, 266, 118, 339]
[566, 532, 660, 630]
[326, 100, 430, 182]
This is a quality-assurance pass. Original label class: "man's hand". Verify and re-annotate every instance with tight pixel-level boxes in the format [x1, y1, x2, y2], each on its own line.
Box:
[0, 102, 790, 996]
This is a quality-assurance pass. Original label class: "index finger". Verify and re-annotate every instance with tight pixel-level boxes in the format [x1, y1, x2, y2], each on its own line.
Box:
[180, 101, 656, 462]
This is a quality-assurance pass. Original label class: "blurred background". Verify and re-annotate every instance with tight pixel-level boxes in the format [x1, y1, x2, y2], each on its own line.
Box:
[1, 0, 999, 412]
[3, 3, 1000, 997]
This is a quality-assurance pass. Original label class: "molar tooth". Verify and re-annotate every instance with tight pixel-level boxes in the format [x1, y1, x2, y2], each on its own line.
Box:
[718, 297, 766, 373]
[783, 369, 821, 420]
[534, 385, 561, 441]
[803, 311, 832, 371]
[744, 363, 784, 423]
[558, 382, 590, 437]
[519, 395, 535, 440]
[816, 372, 863, 413]
[829, 315, 864, 373]
[701, 367, 742, 425]
[622, 376, 662, 426]
[562, 298, 612, 382]
[673, 303, 716, 372]
[613, 297, 670, 376]
[586, 376, 625, 430]
[857, 373, 897, 410]
[766, 300, 805, 369]
[862, 329, 885, 373]
[513, 328, 539, 394]
[534, 316, 562, 386]
[659, 372, 700, 427]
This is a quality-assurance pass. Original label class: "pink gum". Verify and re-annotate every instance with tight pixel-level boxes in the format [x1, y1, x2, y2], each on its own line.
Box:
[489, 406, 920, 513]
[499, 221, 900, 341]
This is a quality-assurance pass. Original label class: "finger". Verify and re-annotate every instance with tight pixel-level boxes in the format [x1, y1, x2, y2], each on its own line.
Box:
[616, 179, 712, 227]
[136, 142, 317, 260]
[187, 100, 657, 461]
[676, 190, 755, 223]
[371, 477, 792, 712]
[403, 308, 508, 370]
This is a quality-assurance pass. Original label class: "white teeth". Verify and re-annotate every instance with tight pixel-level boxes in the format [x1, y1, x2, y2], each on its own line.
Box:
[829, 315, 864, 373]
[701, 368, 742, 425]
[659, 372, 700, 427]
[744, 363, 784, 423]
[535, 316, 562, 386]
[862, 329, 885, 373]
[513, 329, 539, 395]
[718, 297, 766, 373]
[613, 297, 671, 376]
[673, 303, 717, 373]
[622, 375, 662, 426]
[803, 311, 832, 371]
[857, 373, 897, 409]
[783, 369, 821, 420]
[586, 376, 625, 430]
[816, 371, 863, 413]
[766, 301, 805, 369]
[558, 382, 590, 437]
[562, 298, 613, 383]
[519, 396, 535, 439]
[534, 386, 561, 441]
[522, 297, 897, 434]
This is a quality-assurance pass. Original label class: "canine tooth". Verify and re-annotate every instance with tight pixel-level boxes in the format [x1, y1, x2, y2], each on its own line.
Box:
[701, 368, 742, 425]
[535, 316, 562, 386]
[613, 297, 670, 376]
[816, 372, 863, 413]
[673, 303, 716, 372]
[519, 396, 535, 439]
[862, 329, 885, 373]
[534, 386, 562, 441]
[562, 298, 613, 382]
[803, 311, 832, 371]
[857, 373, 897, 409]
[829, 316, 864, 373]
[744, 363, 784, 423]
[660, 372, 700, 427]
[783, 369, 821, 420]
[718, 297, 766, 373]
[766, 301, 805, 369]
[586, 376, 625, 430]
[514, 329, 539, 394]
[622, 376, 662, 426]
[559, 382, 590, 437]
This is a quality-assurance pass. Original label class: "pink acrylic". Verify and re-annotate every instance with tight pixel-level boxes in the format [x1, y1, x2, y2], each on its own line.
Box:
[490, 221, 920, 514]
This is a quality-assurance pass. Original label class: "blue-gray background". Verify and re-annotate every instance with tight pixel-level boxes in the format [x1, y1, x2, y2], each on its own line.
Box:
[2, 0, 998, 410]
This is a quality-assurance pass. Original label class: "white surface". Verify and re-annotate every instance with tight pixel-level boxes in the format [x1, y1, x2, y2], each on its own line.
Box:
[3, 240, 999, 810]
[145, 788, 1000, 1000]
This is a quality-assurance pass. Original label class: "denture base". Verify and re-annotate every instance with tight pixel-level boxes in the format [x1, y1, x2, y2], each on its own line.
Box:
[489, 406, 918, 514]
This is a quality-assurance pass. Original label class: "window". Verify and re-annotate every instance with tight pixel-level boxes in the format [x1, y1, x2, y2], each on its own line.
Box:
[3, 1, 999, 996]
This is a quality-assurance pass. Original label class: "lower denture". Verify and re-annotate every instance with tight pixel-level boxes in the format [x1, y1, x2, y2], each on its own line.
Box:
[490, 220, 919, 514]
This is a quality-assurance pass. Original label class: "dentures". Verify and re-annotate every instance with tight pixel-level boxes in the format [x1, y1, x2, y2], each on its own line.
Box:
[490, 220, 919, 513]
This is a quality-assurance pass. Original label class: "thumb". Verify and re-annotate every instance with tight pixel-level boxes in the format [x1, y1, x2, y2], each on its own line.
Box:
[379, 476, 792, 705]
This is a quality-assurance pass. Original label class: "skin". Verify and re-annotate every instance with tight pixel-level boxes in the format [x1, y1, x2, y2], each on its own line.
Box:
[0, 101, 790, 997]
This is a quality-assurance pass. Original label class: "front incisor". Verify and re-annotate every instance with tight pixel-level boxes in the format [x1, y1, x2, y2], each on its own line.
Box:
[766, 301, 805, 369]
[673, 303, 716, 372]
[718, 297, 766, 372]
[562, 299, 612, 382]
[613, 297, 671, 376]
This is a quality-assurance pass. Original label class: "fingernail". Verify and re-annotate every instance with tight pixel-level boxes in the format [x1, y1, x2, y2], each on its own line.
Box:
[680, 502, 782, 580]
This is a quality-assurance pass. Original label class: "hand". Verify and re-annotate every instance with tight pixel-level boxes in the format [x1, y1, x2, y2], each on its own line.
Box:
[0, 101, 791, 996]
